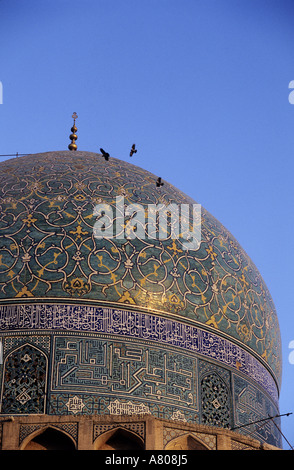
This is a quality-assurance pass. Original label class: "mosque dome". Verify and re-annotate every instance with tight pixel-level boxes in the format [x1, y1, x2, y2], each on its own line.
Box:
[0, 150, 282, 448]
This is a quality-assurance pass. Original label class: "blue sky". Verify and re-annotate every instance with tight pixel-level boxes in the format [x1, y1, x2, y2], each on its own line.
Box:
[1, 0, 294, 449]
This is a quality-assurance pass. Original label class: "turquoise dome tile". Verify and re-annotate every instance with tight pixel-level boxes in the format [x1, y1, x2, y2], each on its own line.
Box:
[0, 151, 282, 388]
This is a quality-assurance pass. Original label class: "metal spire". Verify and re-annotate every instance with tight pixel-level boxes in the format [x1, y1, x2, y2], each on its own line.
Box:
[68, 112, 78, 151]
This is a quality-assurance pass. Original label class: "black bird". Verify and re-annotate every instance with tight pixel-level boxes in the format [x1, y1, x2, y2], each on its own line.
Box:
[130, 144, 137, 157]
[156, 177, 164, 188]
[100, 148, 110, 161]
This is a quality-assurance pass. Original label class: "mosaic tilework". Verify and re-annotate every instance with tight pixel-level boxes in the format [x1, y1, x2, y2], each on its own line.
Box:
[51, 336, 196, 408]
[233, 374, 281, 448]
[19, 423, 78, 445]
[231, 440, 256, 450]
[200, 365, 231, 428]
[163, 426, 217, 450]
[93, 422, 145, 442]
[19, 422, 78, 446]
[1, 343, 47, 414]
[2, 334, 50, 355]
[46, 334, 198, 423]
[0, 151, 282, 384]
[0, 304, 279, 403]
[0, 331, 282, 447]
[0, 151, 283, 448]
[47, 394, 196, 425]
[1, 332, 280, 446]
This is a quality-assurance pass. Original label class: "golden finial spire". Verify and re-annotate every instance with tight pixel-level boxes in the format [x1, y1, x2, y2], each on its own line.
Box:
[68, 112, 78, 151]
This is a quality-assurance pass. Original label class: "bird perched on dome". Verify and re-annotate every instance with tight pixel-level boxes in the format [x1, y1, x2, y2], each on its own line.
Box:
[156, 177, 164, 187]
[100, 148, 110, 161]
[130, 144, 137, 157]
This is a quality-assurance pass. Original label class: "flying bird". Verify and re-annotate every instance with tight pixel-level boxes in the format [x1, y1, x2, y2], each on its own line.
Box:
[156, 177, 164, 188]
[100, 148, 110, 161]
[130, 144, 137, 157]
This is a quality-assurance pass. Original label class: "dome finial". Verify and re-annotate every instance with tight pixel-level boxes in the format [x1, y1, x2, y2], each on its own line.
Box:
[68, 112, 78, 151]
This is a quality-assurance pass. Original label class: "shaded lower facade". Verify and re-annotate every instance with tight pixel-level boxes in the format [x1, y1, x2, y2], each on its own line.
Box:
[0, 415, 280, 450]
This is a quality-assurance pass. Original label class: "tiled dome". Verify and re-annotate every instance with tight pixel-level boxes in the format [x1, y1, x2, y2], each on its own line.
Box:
[0, 151, 282, 447]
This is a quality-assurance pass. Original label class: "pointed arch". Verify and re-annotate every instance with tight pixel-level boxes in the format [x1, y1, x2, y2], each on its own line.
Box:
[1, 342, 47, 414]
[21, 425, 76, 450]
[165, 433, 209, 450]
[94, 427, 144, 450]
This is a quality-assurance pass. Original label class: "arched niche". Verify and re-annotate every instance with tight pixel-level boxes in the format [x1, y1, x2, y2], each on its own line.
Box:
[1, 342, 47, 414]
[94, 427, 144, 450]
[165, 433, 209, 450]
[200, 371, 231, 428]
[21, 426, 76, 450]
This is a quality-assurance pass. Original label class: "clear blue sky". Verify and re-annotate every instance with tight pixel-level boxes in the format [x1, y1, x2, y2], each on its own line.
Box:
[1, 0, 294, 449]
